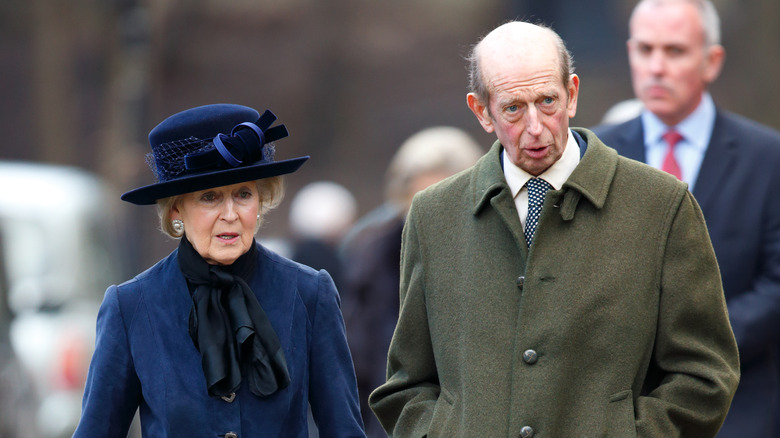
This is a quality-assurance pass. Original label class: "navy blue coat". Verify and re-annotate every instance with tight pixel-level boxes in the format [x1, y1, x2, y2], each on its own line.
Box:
[594, 110, 780, 437]
[75, 242, 365, 437]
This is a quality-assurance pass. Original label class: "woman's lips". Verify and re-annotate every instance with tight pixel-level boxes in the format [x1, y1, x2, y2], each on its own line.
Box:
[216, 233, 239, 242]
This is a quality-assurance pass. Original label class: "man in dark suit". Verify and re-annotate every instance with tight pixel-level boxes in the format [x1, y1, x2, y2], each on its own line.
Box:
[594, 1, 780, 436]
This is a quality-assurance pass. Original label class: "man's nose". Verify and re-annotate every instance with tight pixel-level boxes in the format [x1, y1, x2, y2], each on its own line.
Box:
[648, 50, 667, 75]
[525, 107, 544, 136]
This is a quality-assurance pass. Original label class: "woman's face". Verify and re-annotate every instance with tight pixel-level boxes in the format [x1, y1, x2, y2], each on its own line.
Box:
[172, 182, 259, 265]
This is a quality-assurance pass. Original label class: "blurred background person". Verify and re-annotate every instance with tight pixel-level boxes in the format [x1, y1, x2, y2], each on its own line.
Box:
[75, 104, 364, 437]
[593, 1, 780, 436]
[340, 126, 483, 437]
[289, 181, 358, 292]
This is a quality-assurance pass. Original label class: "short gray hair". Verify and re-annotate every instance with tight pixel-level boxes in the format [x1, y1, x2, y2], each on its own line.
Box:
[631, 0, 721, 46]
[466, 21, 575, 106]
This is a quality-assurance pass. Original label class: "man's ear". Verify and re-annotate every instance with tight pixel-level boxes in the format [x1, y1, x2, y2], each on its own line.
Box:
[567, 74, 580, 119]
[467, 93, 495, 133]
[703, 44, 725, 84]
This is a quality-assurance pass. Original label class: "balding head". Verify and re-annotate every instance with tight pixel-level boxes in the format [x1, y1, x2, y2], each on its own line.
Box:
[467, 21, 574, 107]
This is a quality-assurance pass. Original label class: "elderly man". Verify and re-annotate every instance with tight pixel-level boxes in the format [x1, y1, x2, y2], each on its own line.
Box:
[594, 1, 780, 436]
[369, 20, 739, 437]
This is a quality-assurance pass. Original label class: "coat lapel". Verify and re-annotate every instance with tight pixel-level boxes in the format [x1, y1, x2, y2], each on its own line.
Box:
[691, 110, 738, 210]
[472, 141, 529, 258]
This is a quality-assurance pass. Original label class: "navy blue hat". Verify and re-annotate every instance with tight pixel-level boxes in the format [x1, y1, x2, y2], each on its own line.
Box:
[121, 104, 309, 205]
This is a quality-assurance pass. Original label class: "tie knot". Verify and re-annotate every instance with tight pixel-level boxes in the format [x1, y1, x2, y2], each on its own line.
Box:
[527, 177, 552, 196]
[662, 130, 683, 148]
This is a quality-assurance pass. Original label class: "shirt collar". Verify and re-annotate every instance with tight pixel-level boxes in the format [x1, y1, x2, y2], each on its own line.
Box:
[641, 92, 716, 152]
[504, 128, 581, 198]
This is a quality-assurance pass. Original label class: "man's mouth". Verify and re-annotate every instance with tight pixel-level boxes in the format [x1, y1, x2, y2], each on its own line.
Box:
[645, 83, 671, 97]
[525, 145, 549, 158]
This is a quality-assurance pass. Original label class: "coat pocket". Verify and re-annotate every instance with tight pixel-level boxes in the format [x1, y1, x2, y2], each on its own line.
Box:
[428, 387, 458, 438]
[606, 389, 637, 438]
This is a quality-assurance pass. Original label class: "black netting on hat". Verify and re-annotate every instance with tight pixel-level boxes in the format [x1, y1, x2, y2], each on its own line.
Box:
[145, 137, 213, 183]
[145, 137, 278, 183]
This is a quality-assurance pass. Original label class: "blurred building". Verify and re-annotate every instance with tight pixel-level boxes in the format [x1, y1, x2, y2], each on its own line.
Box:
[0, 0, 777, 286]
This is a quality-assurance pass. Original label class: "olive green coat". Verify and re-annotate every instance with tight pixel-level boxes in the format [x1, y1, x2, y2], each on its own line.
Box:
[369, 129, 739, 437]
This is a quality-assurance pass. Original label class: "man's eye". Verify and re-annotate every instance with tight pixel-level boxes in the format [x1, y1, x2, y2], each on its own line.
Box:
[507, 105, 519, 112]
[542, 97, 554, 105]
[668, 47, 685, 56]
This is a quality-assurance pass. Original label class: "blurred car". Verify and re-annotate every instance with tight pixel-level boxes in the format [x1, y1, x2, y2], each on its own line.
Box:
[0, 232, 38, 438]
[0, 161, 125, 438]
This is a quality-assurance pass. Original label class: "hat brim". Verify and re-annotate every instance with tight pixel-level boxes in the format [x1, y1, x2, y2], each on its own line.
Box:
[121, 156, 309, 205]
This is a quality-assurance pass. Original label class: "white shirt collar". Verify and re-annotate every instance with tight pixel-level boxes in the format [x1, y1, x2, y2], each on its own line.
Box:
[641, 92, 716, 153]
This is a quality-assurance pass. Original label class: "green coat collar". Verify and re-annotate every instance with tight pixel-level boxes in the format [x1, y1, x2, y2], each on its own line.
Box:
[471, 127, 618, 222]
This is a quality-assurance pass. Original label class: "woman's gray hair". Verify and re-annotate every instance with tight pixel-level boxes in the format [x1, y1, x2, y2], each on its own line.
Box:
[466, 21, 575, 107]
[385, 126, 483, 211]
[630, 0, 721, 46]
[157, 176, 285, 238]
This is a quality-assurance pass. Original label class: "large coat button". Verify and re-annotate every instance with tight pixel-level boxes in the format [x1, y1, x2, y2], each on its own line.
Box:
[520, 425, 534, 437]
[224, 433, 238, 438]
[516, 276, 525, 290]
[523, 349, 538, 364]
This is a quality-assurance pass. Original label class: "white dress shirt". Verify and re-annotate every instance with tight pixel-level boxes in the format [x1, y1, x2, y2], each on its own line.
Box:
[503, 129, 581, 228]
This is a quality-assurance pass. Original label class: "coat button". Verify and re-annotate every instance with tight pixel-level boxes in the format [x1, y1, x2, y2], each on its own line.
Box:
[224, 433, 238, 438]
[520, 425, 534, 437]
[516, 276, 525, 290]
[523, 349, 538, 364]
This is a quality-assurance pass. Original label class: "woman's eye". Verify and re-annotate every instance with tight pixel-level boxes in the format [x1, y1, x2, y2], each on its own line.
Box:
[201, 193, 217, 202]
[239, 190, 253, 199]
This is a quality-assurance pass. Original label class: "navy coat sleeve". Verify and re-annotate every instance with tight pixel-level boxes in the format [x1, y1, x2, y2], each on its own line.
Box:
[74, 284, 141, 437]
[307, 269, 366, 437]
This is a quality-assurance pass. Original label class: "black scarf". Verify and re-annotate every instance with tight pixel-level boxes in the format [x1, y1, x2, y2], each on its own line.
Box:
[177, 236, 290, 398]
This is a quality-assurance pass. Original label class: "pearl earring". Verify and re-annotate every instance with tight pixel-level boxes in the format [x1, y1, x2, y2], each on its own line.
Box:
[172, 219, 184, 235]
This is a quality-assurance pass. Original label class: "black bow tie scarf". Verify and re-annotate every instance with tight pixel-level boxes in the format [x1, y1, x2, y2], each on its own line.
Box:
[177, 236, 290, 398]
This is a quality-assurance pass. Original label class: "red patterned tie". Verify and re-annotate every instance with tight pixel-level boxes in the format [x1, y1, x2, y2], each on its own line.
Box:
[661, 130, 683, 180]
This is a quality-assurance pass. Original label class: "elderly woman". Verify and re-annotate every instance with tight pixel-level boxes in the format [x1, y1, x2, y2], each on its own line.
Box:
[74, 104, 365, 437]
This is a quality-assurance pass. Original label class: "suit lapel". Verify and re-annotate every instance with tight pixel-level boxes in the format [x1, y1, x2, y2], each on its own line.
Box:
[692, 111, 738, 210]
[617, 118, 646, 163]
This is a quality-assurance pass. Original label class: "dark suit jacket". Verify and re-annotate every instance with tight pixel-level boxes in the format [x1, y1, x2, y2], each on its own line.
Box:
[75, 242, 365, 437]
[594, 110, 780, 437]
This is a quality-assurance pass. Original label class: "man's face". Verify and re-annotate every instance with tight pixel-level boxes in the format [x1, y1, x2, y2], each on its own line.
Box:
[628, 1, 724, 126]
[468, 37, 579, 176]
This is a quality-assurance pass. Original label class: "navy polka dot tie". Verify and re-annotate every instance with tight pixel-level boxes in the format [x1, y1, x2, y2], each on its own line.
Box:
[524, 177, 552, 247]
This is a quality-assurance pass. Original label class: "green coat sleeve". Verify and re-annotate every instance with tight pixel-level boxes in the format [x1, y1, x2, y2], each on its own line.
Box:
[635, 189, 740, 436]
[369, 201, 438, 437]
